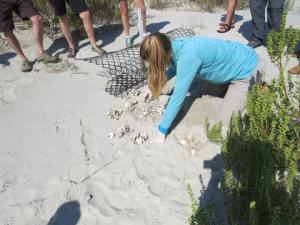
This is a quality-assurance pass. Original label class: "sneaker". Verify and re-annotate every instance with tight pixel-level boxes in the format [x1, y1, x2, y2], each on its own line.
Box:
[21, 60, 33, 72]
[125, 35, 132, 47]
[288, 65, 300, 75]
[91, 45, 107, 56]
[37, 53, 59, 63]
[67, 48, 77, 58]
[247, 39, 262, 48]
[292, 51, 300, 59]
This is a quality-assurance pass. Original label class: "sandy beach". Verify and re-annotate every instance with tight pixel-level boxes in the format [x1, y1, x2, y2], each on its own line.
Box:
[0, 6, 299, 225]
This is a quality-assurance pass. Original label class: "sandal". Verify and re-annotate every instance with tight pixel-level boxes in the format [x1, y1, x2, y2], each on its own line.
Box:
[67, 48, 78, 58]
[219, 20, 235, 28]
[217, 23, 231, 33]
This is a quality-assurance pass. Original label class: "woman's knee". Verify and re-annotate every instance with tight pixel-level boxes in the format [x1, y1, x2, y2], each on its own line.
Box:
[135, 0, 146, 12]
[79, 10, 91, 21]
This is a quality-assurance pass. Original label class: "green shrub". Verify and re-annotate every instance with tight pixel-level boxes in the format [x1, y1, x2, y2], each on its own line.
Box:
[187, 183, 224, 225]
[197, 5, 300, 225]
[204, 118, 224, 144]
[220, 9, 300, 225]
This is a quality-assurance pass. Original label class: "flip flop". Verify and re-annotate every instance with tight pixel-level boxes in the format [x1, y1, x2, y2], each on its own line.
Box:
[219, 20, 235, 28]
[217, 23, 231, 33]
[219, 22, 235, 28]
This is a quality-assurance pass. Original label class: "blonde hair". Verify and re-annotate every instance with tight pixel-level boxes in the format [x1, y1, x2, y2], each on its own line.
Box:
[140, 33, 172, 98]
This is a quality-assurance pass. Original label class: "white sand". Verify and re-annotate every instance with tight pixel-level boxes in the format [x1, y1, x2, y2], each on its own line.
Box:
[0, 8, 299, 225]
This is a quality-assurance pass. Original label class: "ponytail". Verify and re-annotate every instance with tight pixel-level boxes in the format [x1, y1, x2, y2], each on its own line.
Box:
[140, 33, 172, 98]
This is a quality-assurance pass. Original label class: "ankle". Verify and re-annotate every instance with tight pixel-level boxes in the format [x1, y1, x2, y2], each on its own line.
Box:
[36, 50, 45, 58]
[21, 57, 29, 62]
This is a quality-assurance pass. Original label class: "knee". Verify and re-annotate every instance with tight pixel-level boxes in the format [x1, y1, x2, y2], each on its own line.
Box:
[59, 15, 68, 23]
[136, 1, 146, 14]
[79, 11, 90, 21]
[30, 15, 42, 26]
[139, 6, 146, 16]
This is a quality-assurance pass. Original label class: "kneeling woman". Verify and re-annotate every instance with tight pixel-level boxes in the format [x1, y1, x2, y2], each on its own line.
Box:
[140, 33, 259, 143]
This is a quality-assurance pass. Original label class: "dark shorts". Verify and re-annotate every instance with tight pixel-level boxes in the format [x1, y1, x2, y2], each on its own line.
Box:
[0, 0, 39, 33]
[49, 0, 88, 16]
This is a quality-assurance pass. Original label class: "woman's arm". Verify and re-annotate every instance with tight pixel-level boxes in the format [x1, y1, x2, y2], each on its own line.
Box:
[158, 53, 202, 134]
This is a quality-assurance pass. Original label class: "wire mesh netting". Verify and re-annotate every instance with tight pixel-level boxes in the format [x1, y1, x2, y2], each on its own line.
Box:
[86, 28, 195, 97]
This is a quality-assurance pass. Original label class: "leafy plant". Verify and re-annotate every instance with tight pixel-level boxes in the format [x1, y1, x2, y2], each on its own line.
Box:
[219, 8, 300, 225]
[204, 118, 224, 144]
[187, 183, 224, 225]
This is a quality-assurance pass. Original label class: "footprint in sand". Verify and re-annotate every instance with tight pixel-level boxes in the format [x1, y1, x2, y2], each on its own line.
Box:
[0, 77, 34, 103]
[80, 118, 113, 165]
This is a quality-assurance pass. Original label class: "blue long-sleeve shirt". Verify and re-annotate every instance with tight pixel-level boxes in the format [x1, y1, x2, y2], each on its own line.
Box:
[158, 37, 258, 134]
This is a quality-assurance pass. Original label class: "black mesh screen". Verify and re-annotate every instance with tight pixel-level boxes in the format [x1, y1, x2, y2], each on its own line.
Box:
[85, 28, 195, 97]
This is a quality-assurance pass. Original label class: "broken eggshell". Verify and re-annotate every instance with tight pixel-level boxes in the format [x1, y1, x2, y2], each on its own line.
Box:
[107, 108, 123, 120]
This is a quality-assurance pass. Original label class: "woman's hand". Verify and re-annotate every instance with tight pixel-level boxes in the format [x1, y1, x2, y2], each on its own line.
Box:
[144, 88, 153, 102]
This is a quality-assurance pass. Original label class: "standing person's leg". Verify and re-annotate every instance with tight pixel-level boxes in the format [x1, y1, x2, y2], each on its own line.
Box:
[0, 0, 29, 66]
[214, 79, 251, 126]
[135, 0, 147, 34]
[267, 0, 284, 32]
[249, 0, 268, 48]
[15, 0, 58, 62]
[218, 0, 237, 33]
[29, 15, 44, 58]
[49, 0, 77, 57]
[4, 31, 28, 62]
[68, 0, 106, 55]
[58, 16, 75, 49]
[119, 0, 130, 36]
[119, 0, 132, 46]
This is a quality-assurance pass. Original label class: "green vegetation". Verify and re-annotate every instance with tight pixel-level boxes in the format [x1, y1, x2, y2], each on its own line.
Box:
[187, 183, 224, 225]
[200, 9, 300, 225]
[204, 118, 224, 144]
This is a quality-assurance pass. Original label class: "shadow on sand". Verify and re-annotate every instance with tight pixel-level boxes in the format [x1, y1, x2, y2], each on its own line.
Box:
[46, 21, 170, 56]
[195, 154, 228, 224]
[0, 52, 17, 67]
[131, 21, 170, 43]
[169, 78, 229, 132]
[47, 201, 81, 225]
[238, 20, 253, 41]
[220, 14, 243, 24]
[46, 23, 123, 56]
